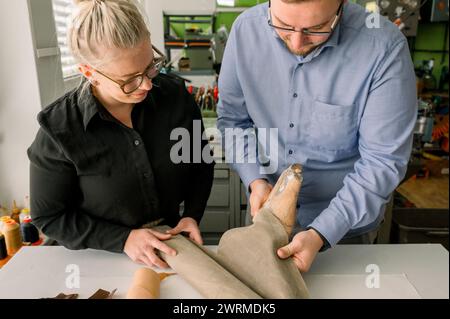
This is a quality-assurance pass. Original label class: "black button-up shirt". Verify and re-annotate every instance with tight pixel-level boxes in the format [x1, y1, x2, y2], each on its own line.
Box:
[28, 74, 215, 253]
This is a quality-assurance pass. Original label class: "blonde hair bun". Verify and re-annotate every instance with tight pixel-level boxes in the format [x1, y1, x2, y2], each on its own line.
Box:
[69, 0, 149, 63]
[73, 0, 104, 5]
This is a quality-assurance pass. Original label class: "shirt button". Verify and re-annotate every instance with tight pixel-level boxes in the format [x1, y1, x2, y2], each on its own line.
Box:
[289, 123, 294, 128]
[288, 150, 293, 155]
[134, 140, 140, 146]
[293, 93, 298, 98]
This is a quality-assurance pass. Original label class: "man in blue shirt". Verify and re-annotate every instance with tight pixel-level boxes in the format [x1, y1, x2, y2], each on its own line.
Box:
[217, 0, 417, 272]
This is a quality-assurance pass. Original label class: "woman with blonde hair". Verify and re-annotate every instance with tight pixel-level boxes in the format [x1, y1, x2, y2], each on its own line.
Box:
[28, 0, 214, 268]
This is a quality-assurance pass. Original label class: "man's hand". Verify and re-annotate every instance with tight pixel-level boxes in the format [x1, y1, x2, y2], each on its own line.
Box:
[124, 228, 176, 268]
[249, 179, 273, 217]
[277, 229, 324, 272]
[166, 217, 203, 245]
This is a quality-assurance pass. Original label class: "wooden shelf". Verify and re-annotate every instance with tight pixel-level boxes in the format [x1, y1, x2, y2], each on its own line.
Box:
[397, 175, 449, 209]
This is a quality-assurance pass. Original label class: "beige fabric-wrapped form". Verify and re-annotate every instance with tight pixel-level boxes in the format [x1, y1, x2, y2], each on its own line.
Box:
[216, 208, 309, 298]
[127, 268, 161, 299]
[157, 227, 262, 298]
[156, 164, 309, 299]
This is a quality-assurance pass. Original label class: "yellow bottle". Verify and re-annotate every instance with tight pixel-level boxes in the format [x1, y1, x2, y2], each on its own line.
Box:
[3, 220, 22, 255]
[0, 216, 12, 232]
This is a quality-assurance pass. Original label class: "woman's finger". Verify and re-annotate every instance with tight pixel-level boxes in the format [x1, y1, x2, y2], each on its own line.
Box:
[166, 225, 182, 235]
[146, 250, 170, 269]
[189, 229, 203, 245]
[152, 238, 177, 257]
[137, 254, 154, 268]
[149, 229, 172, 240]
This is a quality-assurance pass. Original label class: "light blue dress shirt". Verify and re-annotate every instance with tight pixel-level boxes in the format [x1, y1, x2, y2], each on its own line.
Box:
[217, 2, 417, 247]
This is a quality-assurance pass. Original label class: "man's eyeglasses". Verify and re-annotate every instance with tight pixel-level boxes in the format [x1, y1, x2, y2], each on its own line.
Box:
[267, 1, 344, 36]
[95, 45, 166, 94]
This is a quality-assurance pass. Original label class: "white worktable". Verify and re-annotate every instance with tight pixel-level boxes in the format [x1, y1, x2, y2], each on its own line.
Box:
[0, 244, 447, 299]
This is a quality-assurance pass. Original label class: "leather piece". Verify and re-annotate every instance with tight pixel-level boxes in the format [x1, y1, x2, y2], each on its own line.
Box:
[45, 289, 116, 299]
[47, 293, 79, 299]
[88, 288, 116, 299]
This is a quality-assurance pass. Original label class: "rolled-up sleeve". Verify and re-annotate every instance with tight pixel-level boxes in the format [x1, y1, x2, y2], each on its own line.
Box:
[308, 39, 417, 247]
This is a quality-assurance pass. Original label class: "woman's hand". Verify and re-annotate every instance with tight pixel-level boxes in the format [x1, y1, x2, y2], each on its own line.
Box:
[124, 228, 176, 268]
[166, 217, 203, 245]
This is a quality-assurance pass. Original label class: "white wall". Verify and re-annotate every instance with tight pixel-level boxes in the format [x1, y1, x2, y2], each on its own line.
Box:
[0, 0, 42, 208]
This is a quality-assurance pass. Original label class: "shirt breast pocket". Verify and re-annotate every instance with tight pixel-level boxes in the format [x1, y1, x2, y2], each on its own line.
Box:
[74, 152, 112, 177]
[62, 137, 112, 177]
[305, 100, 358, 152]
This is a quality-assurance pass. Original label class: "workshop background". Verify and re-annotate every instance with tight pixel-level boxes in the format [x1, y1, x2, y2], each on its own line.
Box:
[0, 0, 448, 267]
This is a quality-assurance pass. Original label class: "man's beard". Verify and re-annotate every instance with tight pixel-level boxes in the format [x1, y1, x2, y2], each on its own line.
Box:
[281, 38, 325, 57]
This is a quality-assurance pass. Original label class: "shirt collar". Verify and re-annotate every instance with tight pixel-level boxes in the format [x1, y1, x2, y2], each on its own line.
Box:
[309, 21, 342, 59]
[76, 80, 156, 131]
[76, 82, 104, 131]
[317, 21, 342, 50]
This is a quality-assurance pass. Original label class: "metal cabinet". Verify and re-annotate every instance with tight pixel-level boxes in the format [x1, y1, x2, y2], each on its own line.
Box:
[199, 163, 246, 245]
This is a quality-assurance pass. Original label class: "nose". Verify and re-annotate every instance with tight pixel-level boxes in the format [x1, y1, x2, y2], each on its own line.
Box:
[289, 32, 307, 50]
[139, 76, 153, 91]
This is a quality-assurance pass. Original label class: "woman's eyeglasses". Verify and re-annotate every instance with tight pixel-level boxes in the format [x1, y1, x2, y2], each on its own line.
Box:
[95, 45, 166, 94]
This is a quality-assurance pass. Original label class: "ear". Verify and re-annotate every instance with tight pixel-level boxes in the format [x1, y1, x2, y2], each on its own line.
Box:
[78, 64, 93, 79]
[78, 64, 100, 86]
